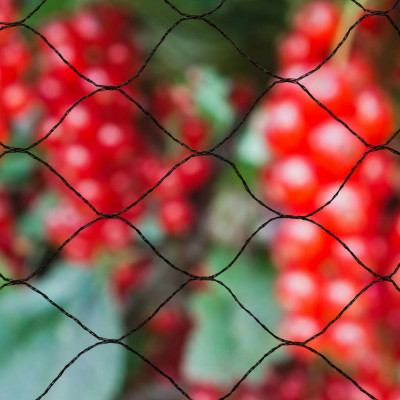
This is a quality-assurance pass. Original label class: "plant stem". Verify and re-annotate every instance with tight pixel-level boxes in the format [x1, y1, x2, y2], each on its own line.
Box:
[331, 0, 362, 67]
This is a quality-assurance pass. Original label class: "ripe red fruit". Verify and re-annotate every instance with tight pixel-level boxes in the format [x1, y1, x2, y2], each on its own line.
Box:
[387, 212, 400, 251]
[99, 219, 131, 249]
[151, 85, 174, 121]
[325, 318, 371, 362]
[353, 87, 394, 145]
[314, 182, 371, 235]
[264, 99, 306, 155]
[2, 83, 31, 115]
[0, 0, 16, 45]
[294, 1, 339, 53]
[95, 122, 138, 161]
[0, 34, 32, 80]
[262, 155, 318, 211]
[280, 313, 321, 360]
[147, 307, 183, 335]
[45, 202, 88, 245]
[45, 202, 99, 262]
[321, 278, 361, 320]
[74, 178, 111, 211]
[176, 155, 212, 193]
[159, 198, 195, 235]
[308, 120, 365, 180]
[276, 269, 319, 314]
[278, 33, 315, 68]
[63, 235, 95, 262]
[301, 65, 353, 122]
[155, 165, 186, 199]
[181, 117, 209, 149]
[272, 219, 328, 270]
[112, 260, 148, 297]
[190, 385, 222, 400]
[0, 0, 15, 22]
[355, 152, 397, 202]
[52, 143, 97, 183]
[258, 0, 400, 389]
[329, 235, 386, 278]
[0, 116, 9, 144]
[229, 81, 254, 113]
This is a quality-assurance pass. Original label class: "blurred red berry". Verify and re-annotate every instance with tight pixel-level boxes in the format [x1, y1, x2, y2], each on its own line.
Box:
[159, 198, 195, 236]
[262, 155, 318, 211]
[294, 1, 339, 54]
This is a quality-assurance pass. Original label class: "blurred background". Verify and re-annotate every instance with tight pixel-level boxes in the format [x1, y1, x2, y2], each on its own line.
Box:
[1, 0, 400, 399]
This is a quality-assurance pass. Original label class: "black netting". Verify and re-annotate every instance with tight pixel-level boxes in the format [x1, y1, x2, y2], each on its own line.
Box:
[1, 1, 400, 399]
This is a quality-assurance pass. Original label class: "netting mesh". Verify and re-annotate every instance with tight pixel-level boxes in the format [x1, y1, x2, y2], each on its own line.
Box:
[1, 0, 400, 399]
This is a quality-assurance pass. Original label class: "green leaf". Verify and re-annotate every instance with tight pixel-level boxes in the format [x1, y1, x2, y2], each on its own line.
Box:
[137, 213, 165, 244]
[193, 68, 235, 135]
[0, 264, 126, 400]
[20, 0, 89, 24]
[183, 247, 286, 386]
[18, 192, 58, 241]
[236, 110, 270, 168]
[0, 153, 36, 187]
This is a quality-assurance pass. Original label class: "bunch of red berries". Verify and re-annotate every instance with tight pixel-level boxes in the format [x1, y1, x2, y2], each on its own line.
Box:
[259, 0, 400, 394]
[0, 0, 34, 276]
[149, 78, 214, 236]
[0, 0, 32, 144]
[34, 4, 150, 263]
[33, 5, 215, 303]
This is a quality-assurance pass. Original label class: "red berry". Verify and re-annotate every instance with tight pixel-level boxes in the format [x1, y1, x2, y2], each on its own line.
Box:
[264, 99, 306, 155]
[151, 86, 174, 121]
[181, 117, 209, 149]
[272, 219, 328, 270]
[276, 269, 319, 314]
[308, 120, 365, 180]
[52, 143, 97, 183]
[159, 198, 195, 235]
[294, 1, 339, 53]
[0, 116, 9, 144]
[2, 83, 31, 115]
[314, 183, 371, 235]
[0, 0, 15, 23]
[99, 219, 131, 249]
[354, 87, 394, 145]
[278, 33, 315, 68]
[229, 82, 254, 113]
[329, 235, 386, 278]
[321, 278, 361, 321]
[148, 307, 183, 335]
[190, 385, 221, 400]
[112, 260, 148, 297]
[0, 34, 31, 80]
[301, 65, 353, 122]
[262, 155, 318, 211]
[176, 156, 212, 193]
[355, 152, 397, 202]
[325, 318, 372, 362]
[280, 313, 321, 360]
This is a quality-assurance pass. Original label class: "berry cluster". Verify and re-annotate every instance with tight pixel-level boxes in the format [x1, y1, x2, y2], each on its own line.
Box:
[0, 0, 32, 132]
[0, 0, 33, 275]
[259, 0, 400, 396]
[34, 5, 146, 263]
[1, 0, 33, 141]
[32, 5, 214, 301]
[149, 79, 214, 235]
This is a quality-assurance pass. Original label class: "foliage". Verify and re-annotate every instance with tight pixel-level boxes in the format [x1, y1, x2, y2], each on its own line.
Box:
[183, 247, 284, 386]
[0, 265, 126, 400]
